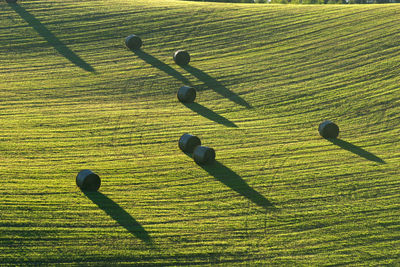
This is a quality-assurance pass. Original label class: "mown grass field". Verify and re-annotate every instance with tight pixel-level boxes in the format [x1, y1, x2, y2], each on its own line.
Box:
[0, 0, 399, 265]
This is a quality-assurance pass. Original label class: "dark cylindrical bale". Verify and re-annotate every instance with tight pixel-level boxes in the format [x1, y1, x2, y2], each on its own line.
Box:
[125, 34, 142, 50]
[173, 50, 190, 66]
[319, 120, 339, 139]
[179, 133, 201, 153]
[76, 170, 101, 191]
[193, 146, 215, 165]
[6, 0, 17, 3]
[177, 86, 196, 103]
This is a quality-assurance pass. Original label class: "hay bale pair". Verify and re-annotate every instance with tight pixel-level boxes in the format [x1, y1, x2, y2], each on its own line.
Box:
[179, 134, 215, 165]
[125, 35, 191, 65]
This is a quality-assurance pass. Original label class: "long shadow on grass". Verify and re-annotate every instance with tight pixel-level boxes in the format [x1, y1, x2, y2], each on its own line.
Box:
[182, 65, 252, 108]
[195, 160, 273, 209]
[132, 49, 190, 84]
[9, 2, 95, 73]
[183, 102, 237, 128]
[328, 138, 385, 164]
[83, 191, 153, 245]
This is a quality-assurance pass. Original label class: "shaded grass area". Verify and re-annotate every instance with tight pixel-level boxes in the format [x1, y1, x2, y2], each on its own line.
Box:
[0, 0, 399, 265]
[182, 65, 252, 108]
[183, 102, 238, 127]
[328, 138, 386, 164]
[198, 160, 274, 209]
[83, 190, 153, 245]
[133, 49, 190, 84]
[8, 2, 96, 72]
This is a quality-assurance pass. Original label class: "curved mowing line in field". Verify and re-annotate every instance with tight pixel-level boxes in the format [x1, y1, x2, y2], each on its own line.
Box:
[0, 0, 399, 265]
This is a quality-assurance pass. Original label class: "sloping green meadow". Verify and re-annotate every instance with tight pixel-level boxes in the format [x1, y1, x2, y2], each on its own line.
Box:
[0, 0, 399, 265]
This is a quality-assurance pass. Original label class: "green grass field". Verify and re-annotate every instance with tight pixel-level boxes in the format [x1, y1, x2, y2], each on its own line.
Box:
[0, 0, 399, 265]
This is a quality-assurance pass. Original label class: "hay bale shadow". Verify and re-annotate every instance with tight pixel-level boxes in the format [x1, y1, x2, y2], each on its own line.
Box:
[10, 3, 96, 73]
[83, 191, 153, 245]
[182, 65, 252, 108]
[183, 102, 237, 128]
[328, 138, 385, 164]
[132, 50, 190, 84]
[195, 159, 274, 210]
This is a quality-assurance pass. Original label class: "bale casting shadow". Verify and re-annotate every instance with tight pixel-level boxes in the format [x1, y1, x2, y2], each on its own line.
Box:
[183, 102, 237, 128]
[83, 191, 153, 245]
[182, 65, 252, 109]
[10, 2, 96, 73]
[328, 138, 385, 164]
[133, 50, 190, 84]
[199, 160, 273, 209]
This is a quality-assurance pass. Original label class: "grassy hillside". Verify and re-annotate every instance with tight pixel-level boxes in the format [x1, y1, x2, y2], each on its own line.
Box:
[0, 0, 399, 265]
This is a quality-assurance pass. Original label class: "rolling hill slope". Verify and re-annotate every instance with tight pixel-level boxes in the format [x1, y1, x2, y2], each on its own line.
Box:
[0, 0, 399, 265]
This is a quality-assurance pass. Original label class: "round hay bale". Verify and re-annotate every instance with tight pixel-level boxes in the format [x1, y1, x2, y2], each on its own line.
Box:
[76, 169, 101, 191]
[173, 50, 190, 66]
[179, 133, 201, 153]
[125, 34, 142, 50]
[177, 86, 196, 103]
[318, 120, 339, 139]
[193, 146, 215, 165]
[6, 0, 17, 3]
